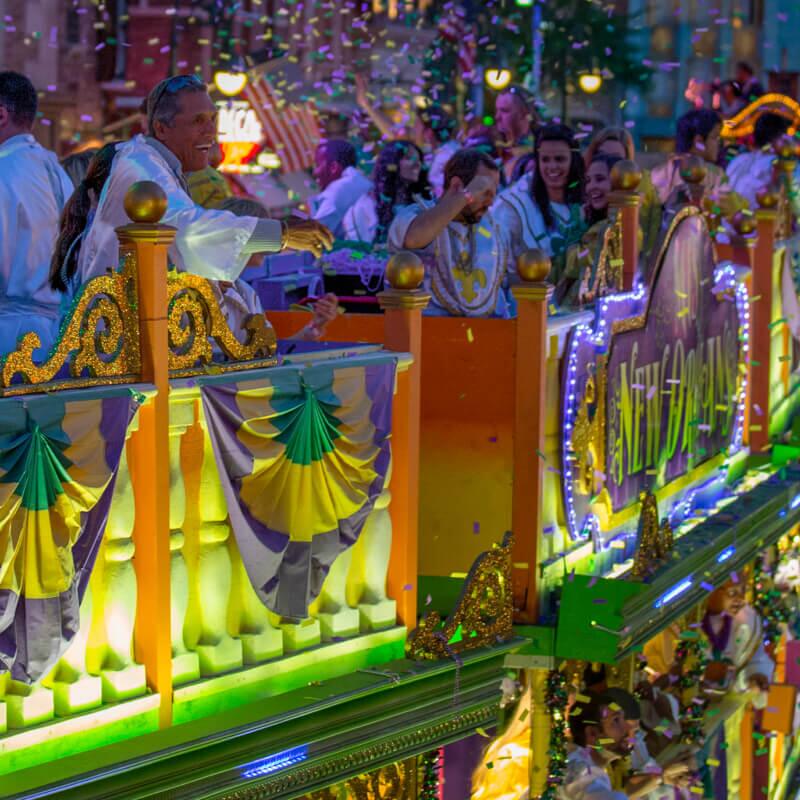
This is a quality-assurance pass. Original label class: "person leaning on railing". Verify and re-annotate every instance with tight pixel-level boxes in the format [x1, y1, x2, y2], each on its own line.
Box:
[556, 153, 627, 309]
[583, 127, 661, 257]
[73, 75, 333, 296]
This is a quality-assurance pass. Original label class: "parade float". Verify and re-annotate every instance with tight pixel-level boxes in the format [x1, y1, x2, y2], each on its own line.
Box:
[4, 144, 800, 799]
[266, 150, 800, 798]
[0, 182, 518, 800]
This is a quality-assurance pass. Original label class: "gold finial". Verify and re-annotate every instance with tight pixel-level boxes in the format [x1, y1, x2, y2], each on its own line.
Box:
[774, 134, 796, 161]
[610, 159, 643, 192]
[731, 210, 756, 236]
[517, 248, 551, 283]
[124, 181, 168, 224]
[756, 185, 780, 209]
[679, 154, 707, 185]
[385, 251, 425, 290]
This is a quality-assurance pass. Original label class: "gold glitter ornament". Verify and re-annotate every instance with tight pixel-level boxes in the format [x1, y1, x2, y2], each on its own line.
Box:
[406, 532, 514, 660]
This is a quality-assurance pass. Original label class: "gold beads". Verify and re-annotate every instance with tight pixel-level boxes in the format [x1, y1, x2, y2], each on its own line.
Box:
[517, 248, 551, 282]
[385, 251, 425, 290]
[610, 159, 643, 192]
[124, 181, 168, 224]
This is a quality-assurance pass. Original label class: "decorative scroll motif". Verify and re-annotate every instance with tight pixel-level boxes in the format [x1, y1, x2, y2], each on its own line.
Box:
[631, 490, 675, 579]
[0, 248, 140, 396]
[167, 271, 277, 375]
[569, 359, 607, 500]
[346, 761, 415, 800]
[406, 532, 514, 661]
[579, 214, 624, 304]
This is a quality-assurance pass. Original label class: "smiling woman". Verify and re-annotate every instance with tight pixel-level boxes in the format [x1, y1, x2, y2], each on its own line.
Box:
[492, 123, 586, 286]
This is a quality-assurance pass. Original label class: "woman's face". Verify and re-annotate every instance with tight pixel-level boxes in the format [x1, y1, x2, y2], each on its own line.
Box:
[585, 160, 612, 211]
[537, 140, 572, 196]
[598, 139, 627, 160]
[399, 148, 421, 183]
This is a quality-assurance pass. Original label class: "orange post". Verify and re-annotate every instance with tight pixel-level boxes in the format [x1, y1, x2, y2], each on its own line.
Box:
[118, 182, 176, 728]
[511, 251, 553, 623]
[751, 190, 779, 453]
[609, 160, 642, 291]
[378, 253, 430, 629]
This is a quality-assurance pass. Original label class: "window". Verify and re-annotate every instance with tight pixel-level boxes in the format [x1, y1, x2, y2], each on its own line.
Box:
[66, 9, 80, 45]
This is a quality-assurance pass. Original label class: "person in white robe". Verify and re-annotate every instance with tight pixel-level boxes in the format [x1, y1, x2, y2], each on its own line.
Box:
[387, 148, 511, 318]
[726, 112, 800, 214]
[0, 71, 74, 359]
[702, 580, 775, 799]
[78, 75, 332, 290]
[309, 140, 371, 238]
[343, 140, 427, 245]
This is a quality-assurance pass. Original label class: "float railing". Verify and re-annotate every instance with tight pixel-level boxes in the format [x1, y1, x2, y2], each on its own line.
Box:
[0, 181, 421, 783]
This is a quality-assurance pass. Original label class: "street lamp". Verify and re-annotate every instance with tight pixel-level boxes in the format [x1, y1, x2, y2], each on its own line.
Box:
[214, 71, 249, 97]
[578, 74, 603, 94]
[485, 68, 513, 91]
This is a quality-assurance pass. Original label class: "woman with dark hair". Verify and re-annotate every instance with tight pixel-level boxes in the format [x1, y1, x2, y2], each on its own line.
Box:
[50, 141, 120, 297]
[342, 140, 429, 244]
[557, 152, 632, 308]
[492, 123, 586, 284]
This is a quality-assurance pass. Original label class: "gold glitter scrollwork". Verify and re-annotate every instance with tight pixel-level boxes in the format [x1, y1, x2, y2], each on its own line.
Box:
[166, 271, 277, 375]
[569, 359, 607, 499]
[406, 532, 514, 661]
[581, 214, 624, 305]
[0, 250, 139, 395]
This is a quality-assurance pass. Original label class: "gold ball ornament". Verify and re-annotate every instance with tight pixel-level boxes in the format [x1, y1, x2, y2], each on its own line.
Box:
[773, 134, 796, 161]
[124, 181, 168, 224]
[386, 251, 425, 290]
[756, 185, 780, 209]
[731, 210, 756, 236]
[610, 159, 643, 192]
[517, 248, 552, 282]
[679, 155, 707, 185]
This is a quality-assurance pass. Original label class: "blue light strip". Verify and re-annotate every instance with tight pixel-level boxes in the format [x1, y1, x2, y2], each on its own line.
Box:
[653, 577, 693, 609]
[716, 545, 736, 563]
[239, 744, 309, 780]
[791, 493, 800, 510]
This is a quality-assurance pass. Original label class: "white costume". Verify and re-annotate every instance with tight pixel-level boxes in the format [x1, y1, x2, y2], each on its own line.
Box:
[428, 140, 460, 198]
[0, 134, 73, 358]
[727, 149, 800, 216]
[704, 604, 775, 798]
[492, 173, 584, 280]
[309, 166, 371, 238]
[559, 746, 626, 800]
[78, 135, 281, 286]
[342, 193, 378, 243]
[388, 198, 511, 318]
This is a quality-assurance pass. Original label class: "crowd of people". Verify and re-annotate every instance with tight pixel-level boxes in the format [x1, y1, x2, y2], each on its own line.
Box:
[0, 64, 794, 359]
[469, 576, 776, 800]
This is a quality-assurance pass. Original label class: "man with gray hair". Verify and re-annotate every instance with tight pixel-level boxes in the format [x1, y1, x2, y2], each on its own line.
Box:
[77, 74, 332, 288]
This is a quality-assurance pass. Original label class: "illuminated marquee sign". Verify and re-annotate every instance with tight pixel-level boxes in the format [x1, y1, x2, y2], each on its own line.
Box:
[561, 208, 747, 539]
[216, 99, 276, 174]
[217, 99, 264, 144]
